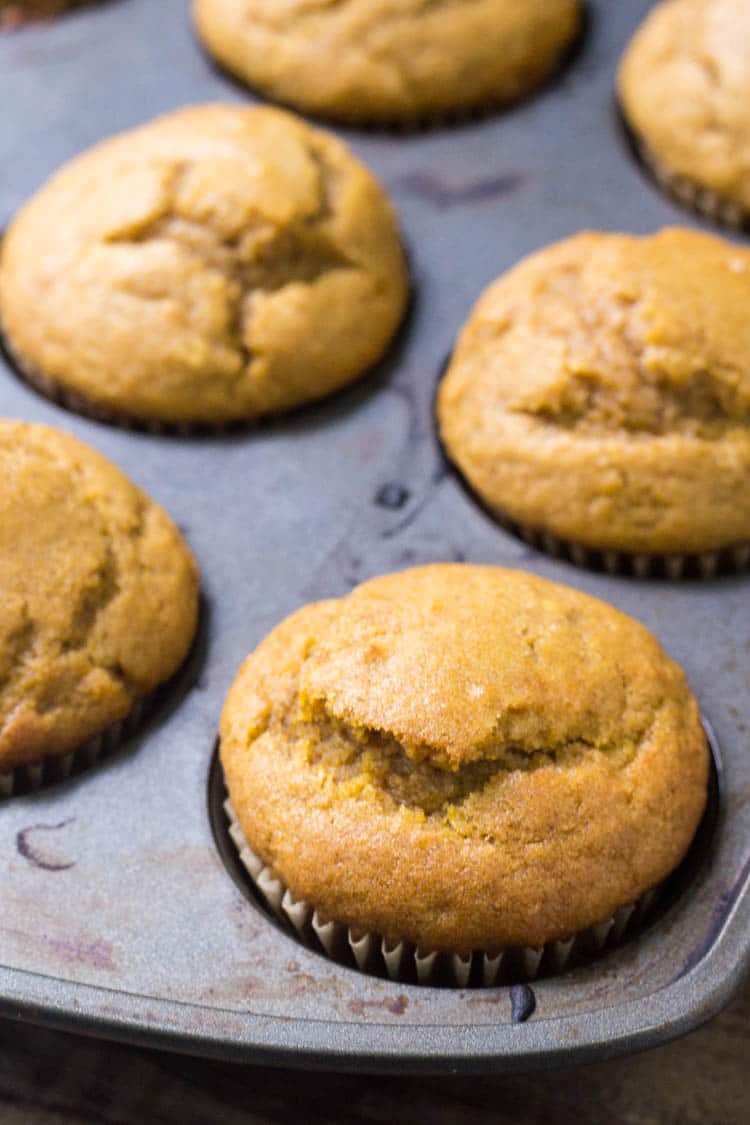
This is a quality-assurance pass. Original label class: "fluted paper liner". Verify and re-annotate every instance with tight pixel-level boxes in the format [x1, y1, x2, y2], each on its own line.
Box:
[224, 798, 657, 987]
[503, 514, 750, 581]
[635, 138, 748, 233]
[0, 695, 148, 799]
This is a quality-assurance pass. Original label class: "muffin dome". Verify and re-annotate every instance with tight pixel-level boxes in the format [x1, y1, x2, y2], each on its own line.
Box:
[0, 421, 199, 771]
[220, 564, 708, 953]
[0, 105, 408, 426]
[438, 228, 750, 556]
[619, 0, 750, 221]
[193, 0, 582, 124]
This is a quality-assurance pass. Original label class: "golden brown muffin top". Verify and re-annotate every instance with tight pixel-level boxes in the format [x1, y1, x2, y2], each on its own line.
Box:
[194, 0, 581, 124]
[438, 228, 750, 553]
[221, 565, 708, 951]
[0, 421, 199, 771]
[0, 105, 407, 425]
[619, 0, 750, 210]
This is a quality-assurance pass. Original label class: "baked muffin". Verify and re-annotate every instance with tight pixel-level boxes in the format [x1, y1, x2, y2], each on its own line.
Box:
[220, 564, 708, 979]
[193, 0, 582, 125]
[0, 105, 408, 428]
[438, 228, 750, 569]
[619, 0, 750, 228]
[0, 420, 199, 789]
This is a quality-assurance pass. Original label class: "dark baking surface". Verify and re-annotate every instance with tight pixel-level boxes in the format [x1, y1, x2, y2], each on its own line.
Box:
[0, 0, 748, 1073]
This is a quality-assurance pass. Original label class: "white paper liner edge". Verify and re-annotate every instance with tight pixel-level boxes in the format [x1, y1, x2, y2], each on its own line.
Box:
[224, 798, 653, 988]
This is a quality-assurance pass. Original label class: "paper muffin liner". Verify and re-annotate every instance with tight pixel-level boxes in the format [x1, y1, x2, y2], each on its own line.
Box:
[1, 302, 409, 437]
[498, 512, 750, 581]
[624, 127, 749, 233]
[2, 340, 225, 437]
[0, 693, 150, 799]
[224, 798, 659, 988]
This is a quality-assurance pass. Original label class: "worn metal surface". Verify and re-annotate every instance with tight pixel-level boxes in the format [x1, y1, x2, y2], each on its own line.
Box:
[0, 0, 748, 1073]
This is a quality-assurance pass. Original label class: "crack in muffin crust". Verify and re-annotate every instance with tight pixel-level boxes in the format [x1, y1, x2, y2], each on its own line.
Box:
[0, 105, 408, 424]
[220, 565, 709, 950]
[0, 421, 199, 770]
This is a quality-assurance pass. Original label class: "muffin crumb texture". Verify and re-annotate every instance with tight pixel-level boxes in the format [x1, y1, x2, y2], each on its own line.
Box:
[0, 105, 407, 424]
[0, 421, 199, 771]
[221, 565, 708, 952]
[438, 228, 750, 554]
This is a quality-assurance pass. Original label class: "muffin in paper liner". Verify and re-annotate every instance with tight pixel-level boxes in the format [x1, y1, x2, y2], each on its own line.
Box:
[0, 420, 200, 796]
[0, 693, 152, 800]
[192, 0, 584, 134]
[437, 230, 750, 574]
[617, 0, 750, 237]
[0, 105, 409, 434]
[223, 797, 658, 989]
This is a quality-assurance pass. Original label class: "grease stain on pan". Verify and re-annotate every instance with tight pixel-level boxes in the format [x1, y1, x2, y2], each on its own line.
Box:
[16, 817, 77, 871]
[396, 170, 528, 209]
[0, 922, 117, 972]
[349, 995, 409, 1018]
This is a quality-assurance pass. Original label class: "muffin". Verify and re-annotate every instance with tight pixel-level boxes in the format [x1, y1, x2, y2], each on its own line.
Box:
[220, 564, 708, 982]
[438, 228, 750, 573]
[0, 420, 199, 793]
[619, 0, 750, 229]
[193, 0, 582, 126]
[0, 105, 408, 428]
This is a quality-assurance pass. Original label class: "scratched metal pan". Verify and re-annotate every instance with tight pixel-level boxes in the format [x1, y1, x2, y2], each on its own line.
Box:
[0, 0, 748, 1075]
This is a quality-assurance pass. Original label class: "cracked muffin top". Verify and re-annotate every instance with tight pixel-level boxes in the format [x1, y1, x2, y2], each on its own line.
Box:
[0, 421, 199, 771]
[220, 564, 708, 951]
[619, 0, 750, 215]
[193, 0, 582, 124]
[0, 105, 408, 426]
[438, 228, 750, 555]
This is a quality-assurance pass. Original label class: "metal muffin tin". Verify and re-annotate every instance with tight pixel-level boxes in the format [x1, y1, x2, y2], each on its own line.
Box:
[0, 0, 748, 1074]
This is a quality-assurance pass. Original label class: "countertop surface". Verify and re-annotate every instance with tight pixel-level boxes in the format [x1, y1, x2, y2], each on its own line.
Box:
[1, 975, 748, 1124]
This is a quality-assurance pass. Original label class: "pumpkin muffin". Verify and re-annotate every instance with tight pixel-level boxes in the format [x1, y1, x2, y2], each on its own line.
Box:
[438, 228, 750, 564]
[193, 0, 582, 125]
[0, 420, 199, 784]
[0, 105, 408, 427]
[220, 564, 708, 967]
[619, 0, 750, 228]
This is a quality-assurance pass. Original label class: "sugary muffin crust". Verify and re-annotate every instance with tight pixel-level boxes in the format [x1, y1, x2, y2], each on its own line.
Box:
[0, 105, 408, 426]
[619, 0, 750, 217]
[438, 228, 750, 555]
[193, 0, 582, 124]
[0, 421, 199, 771]
[221, 565, 708, 952]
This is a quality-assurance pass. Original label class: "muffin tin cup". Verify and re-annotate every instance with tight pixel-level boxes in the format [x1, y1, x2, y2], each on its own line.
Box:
[224, 798, 657, 988]
[0, 693, 150, 799]
[502, 513, 750, 580]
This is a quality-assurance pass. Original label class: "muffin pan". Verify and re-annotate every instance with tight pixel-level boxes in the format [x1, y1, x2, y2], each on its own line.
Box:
[0, 0, 748, 1073]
